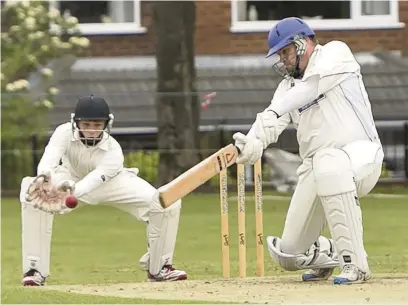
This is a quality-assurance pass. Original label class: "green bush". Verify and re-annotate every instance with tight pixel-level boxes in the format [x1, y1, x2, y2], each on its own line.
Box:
[124, 151, 159, 185]
[380, 162, 393, 178]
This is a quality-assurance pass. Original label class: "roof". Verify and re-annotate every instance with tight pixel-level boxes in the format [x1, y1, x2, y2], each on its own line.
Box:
[50, 51, 408, 129]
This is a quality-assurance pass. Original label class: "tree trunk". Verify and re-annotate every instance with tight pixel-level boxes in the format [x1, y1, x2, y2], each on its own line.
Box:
[153, 1, 200, 186]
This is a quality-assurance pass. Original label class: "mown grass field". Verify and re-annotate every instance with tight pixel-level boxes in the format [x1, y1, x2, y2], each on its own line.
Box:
[2, 188, 408, 303]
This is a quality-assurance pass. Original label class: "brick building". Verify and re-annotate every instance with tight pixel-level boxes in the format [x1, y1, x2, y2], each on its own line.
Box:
[50, 0, 408, 125]
[70, 0, 408, 57]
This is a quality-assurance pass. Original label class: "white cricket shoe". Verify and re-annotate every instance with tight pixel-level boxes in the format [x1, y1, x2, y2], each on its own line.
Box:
[22, 269, 46, 286]
[302, 268, 334, 281]
[147, 265, 187, 282]
[333, 264, 371, 285]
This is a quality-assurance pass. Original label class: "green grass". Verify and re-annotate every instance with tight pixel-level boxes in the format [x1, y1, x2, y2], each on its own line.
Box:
[371, 185, 408, 194]
[2, 189, 408, 303]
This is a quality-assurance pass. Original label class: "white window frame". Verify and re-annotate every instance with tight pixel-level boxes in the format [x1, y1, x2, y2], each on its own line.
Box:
[230, 0, 404, 33]
[49, 0, 147, 35]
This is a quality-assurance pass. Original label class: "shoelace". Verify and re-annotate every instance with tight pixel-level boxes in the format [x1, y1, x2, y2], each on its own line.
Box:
[24, 269, 43, 277]
[164, 265, 175, 271]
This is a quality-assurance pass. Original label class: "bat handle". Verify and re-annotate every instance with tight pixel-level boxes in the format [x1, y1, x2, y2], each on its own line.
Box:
[235, 145, 241, 154]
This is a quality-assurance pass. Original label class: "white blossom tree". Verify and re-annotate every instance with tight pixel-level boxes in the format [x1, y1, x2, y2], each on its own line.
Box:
[1, 0, 90, 190]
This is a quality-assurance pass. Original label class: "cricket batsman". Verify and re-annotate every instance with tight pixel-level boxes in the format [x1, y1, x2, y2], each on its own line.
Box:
[233, 17, 384, 284]
[20, 95, 187, 286]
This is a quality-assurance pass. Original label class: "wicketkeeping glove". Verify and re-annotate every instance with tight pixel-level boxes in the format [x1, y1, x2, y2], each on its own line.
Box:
[26, 173, 75, 215]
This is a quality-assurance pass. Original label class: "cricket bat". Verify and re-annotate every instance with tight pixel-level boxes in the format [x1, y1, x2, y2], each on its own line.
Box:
[158, 144, 240, 208]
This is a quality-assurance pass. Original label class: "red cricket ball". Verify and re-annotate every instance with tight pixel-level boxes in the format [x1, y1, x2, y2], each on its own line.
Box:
[65, 195, 78, 209]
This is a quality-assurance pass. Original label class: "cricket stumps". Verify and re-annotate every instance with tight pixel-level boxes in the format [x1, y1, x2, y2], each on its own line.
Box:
[219, 159, 264, 279]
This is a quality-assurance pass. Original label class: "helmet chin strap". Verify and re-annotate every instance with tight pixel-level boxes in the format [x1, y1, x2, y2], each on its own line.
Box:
[292, 55, 303, 79]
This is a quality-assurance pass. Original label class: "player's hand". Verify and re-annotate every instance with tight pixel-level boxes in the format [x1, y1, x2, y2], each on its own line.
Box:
[56, 180, 76, 193]
[26, 175, 72, 215]
[233, 132, 263, 165]
[253, 110, 279, 148]
[26, 171, 52, 203]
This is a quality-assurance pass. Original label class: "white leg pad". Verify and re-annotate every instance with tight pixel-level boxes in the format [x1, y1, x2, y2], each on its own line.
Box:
[266, 236, 338, 271]
[148, 197, 181, 276]
[313, 148, 369, 272]
[20, 177, 53, 277]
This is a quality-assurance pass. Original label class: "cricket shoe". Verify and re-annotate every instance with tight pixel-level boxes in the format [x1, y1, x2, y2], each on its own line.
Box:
[333, 264, 371, 285]
[22, 269, 46, 286]
[147, 265, 187, 282]
[302, 268, 334, 282]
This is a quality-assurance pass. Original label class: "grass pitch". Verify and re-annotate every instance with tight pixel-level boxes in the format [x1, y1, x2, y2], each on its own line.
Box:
[2, 190, 408, 303]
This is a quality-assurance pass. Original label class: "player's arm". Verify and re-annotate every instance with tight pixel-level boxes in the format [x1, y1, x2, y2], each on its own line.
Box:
[269, 41, 359, 117]
[233, 83, 292, 164]
[37, 124, 71, 175]
[246, 82, 291, 144]
[248, 111, 291, 144]
[73, 145, 124, 198]
[26, 124, 75, 214]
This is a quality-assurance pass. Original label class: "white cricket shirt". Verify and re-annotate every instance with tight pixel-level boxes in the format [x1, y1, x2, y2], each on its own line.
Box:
[267, 41, 381, 160]
[37, 122, 124, 198]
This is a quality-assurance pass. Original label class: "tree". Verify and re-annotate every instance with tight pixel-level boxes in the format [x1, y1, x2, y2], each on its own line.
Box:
[153, 1, 201, 186]
[1, 1, 89, 191]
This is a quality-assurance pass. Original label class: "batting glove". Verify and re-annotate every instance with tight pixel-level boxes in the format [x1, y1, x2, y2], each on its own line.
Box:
[253, 110, 279, 149]
[233, 132, 263, 165]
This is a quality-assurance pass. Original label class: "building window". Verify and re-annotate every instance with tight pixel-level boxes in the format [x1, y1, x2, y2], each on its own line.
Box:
[231, 0, 402, 32]
[361, 0, 390, 15]
[49, 0, 146, 35]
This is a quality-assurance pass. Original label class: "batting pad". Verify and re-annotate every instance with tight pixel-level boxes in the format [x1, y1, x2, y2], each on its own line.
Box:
[313, 148, 369, 272]
[147, 197, 181, 275]
[319, 192, 368, 272]
[20, 177, 54, 277]
[266, 236, 339, 271]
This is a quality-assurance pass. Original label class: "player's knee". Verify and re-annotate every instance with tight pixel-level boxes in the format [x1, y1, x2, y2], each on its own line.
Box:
[20, 176, 34, 203]
[162, 199, 181, 216]
[268, 236, 338, 272]
[313, 148, 350, 176]
[280, 235, 301, 255]
[266, 236, 298, 271]
[21, 176, 33, 188]
[312, 148, 355, 197]
[150, 194, 181, 214]
[356, 165, 382, 198]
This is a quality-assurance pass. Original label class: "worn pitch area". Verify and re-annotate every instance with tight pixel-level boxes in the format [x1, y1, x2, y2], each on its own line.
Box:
[41, 274, 408, 304]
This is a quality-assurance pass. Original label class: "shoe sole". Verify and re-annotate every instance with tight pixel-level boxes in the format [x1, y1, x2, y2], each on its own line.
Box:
[147, 274, 187, 282]
[333, 270, 371, 285]
[333, 277, 371, 285]
[302, 269, 334, 282]
[302, 275, 330, 282]
[22, 280, 44, 286]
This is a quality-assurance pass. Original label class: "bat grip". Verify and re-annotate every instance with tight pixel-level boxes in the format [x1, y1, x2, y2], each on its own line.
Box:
[235, 145, 241, 154]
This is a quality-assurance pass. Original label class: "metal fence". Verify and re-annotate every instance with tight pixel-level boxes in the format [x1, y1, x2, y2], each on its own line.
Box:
[2, 120, 407, 194]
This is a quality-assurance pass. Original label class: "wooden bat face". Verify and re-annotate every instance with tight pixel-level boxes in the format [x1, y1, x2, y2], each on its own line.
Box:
[158, 144, 239, 208]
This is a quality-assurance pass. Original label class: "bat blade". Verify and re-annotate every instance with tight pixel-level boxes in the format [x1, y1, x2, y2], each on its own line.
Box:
[158, 144, 239, 208]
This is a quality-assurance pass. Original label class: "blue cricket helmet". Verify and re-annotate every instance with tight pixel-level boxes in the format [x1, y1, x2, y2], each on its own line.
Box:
[266, 17, 315, 58]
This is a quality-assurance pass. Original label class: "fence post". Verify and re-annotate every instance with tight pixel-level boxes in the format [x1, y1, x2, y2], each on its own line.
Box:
[405, 122, 408, 180]
[31, 134, 38, 176]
